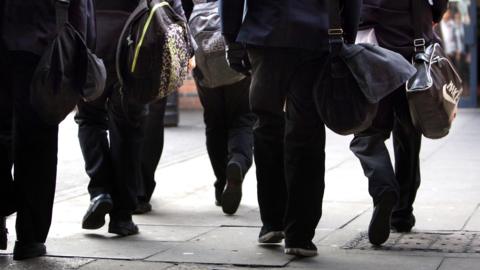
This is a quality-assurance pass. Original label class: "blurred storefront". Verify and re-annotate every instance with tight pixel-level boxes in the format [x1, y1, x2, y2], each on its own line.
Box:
[437, 0, 478, 107]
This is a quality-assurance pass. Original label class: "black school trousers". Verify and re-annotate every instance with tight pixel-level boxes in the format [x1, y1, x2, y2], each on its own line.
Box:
[0, 51, 58, 244]
[350, 88, 421, 221]
[75, 82, 148, 220]
[248, 46, 328, 246]
[137, 97, 167, 203]
[196, 77, 255, 191]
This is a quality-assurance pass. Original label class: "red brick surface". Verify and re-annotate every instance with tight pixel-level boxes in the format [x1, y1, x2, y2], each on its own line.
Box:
[179, 75, 202, 110]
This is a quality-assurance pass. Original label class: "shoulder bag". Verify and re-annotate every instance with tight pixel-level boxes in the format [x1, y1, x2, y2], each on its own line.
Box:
[406, 0, 462, 139]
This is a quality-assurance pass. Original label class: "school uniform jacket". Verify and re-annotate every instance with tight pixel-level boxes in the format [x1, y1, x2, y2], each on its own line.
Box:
[220, 0, 362, 50]
[360, 0, 448, 57]
[2, 0, 95, 56]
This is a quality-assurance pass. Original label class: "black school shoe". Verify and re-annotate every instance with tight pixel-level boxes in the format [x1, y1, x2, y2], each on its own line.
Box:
[0, 217, 7, 250]
[108, 219, 139, 236]
[215, 186, 223, 206]
[258, 227, 285, 244]
[391, 214, 416, 233]
[285, 241, 318, 257]
[368, 190, 397, 245]
[82, 193, 113, 230]
[13, 241, 46, 260]
[221, 162, 243, 215]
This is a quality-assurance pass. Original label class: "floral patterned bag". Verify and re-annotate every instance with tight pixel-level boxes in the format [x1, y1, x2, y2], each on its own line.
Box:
[116, 0, 191, 105]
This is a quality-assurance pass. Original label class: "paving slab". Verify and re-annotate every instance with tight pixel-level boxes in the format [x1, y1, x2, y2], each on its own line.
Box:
[323, 162, 371, 203]
[0, 256, 92, 270]
[127, 225, 216, 242]
[438, 257, 480, 270]
[318, 202, 371, 230]
[286, 248, 443, 270]
[147, 227, 293, 266]
[45, 234, 171, 259]
[167, 264, 238, 270]
[225, 208, 263, 227]
[78, 260, 172, 270]
[311, 228, 362, 249]
[413, 204, 477, 231]
[132, 204, 252, 227]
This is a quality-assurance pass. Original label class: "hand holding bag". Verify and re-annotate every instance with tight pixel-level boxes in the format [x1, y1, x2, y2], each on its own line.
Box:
[406, 0, 463, 139]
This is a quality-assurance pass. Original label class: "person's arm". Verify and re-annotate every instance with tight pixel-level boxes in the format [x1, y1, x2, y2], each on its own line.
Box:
[219, 0, 250, 75]
[431, 0, 449, 23]
[219, 0, 245, 43]
[341, 0, 362, 44]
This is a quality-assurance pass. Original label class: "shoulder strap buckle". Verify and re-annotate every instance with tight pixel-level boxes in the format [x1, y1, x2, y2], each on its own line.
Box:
[414, 38, 426, 53]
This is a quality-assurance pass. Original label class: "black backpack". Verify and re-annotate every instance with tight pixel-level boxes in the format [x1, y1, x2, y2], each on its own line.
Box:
[116, 0, 191, 105]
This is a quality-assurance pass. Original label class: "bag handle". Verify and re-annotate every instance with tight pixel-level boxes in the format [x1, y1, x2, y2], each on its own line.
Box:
[327, 0, 344, 56]
[55, 0, 70, 32]
[411, 0, 427, 53]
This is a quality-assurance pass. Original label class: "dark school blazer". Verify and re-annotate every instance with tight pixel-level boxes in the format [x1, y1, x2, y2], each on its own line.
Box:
[2, 0, 95, 56]
[220, 0, 362, 50]
[360, 0, 448, 57]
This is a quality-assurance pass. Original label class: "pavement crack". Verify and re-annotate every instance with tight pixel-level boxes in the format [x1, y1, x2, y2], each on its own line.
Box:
[338, 206, 371, 229]
[435, 257, 446, 270]
[461, 203, 480, 231]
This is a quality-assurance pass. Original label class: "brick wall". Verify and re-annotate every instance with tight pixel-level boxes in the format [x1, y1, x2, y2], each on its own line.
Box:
[178, 74, 202, 110]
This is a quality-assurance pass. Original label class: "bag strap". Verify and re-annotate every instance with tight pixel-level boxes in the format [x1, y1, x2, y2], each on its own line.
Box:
[55, 0, 70, 32]
[411, 0, 427, 53]
[327, 0, 344, 56]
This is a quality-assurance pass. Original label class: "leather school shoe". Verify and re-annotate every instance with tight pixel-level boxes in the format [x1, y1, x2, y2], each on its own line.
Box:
[368, 191, 397, 245]
[258, 227, 285, 244]
[221, 162, 243, 215]
[82, 193, 113, 229]
[391, 214, 416, 233]
[13, 241, 46, 260]
[108, 219, 139, 236]
[0, 217, 7, 250]
[285, 241, 318, 257]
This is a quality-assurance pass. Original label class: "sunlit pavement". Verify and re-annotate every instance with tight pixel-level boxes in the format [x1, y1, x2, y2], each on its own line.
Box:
[1, 109, 480, 270]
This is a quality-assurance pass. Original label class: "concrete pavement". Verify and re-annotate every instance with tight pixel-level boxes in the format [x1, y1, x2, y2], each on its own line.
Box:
[1, 109, 480, 270]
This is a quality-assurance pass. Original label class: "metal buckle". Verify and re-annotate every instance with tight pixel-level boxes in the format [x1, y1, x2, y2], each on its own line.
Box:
[414, 38, 426, 52]
[328, 28, 344, 36]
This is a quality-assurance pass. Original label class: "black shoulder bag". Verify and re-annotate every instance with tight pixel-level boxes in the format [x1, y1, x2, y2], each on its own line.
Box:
[406, 0, 463, 139]
[313, 0, 416, 135]
[30, 0, 106, 125]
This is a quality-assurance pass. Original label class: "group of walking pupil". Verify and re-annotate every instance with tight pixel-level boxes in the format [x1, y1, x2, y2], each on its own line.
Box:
[0, 0, 450, 261]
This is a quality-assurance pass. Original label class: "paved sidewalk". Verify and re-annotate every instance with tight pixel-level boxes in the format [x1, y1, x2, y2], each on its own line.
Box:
[1, 109, 480, 270]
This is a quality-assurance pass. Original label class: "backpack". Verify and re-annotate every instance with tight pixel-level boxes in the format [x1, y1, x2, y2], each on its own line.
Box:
[116, 0, 191, 105]
[188, 1, 245, 88]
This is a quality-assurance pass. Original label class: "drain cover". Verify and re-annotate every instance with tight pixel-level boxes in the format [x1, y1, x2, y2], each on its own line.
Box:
[343, 231, 480, 253]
